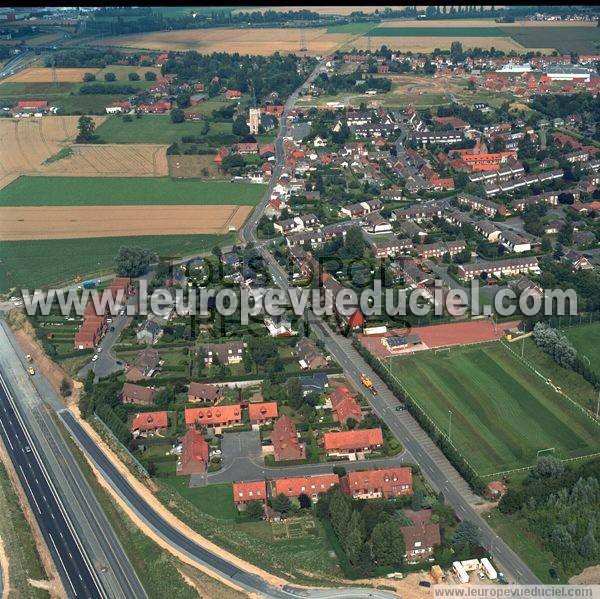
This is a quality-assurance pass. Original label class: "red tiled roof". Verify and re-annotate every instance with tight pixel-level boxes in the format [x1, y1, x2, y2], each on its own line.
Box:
[233, 480, 267, 503]
[329, 386, 362, 424]
[17, 100, 47, 108]
[341, 467, 413, 497]
[272, 415, 304, 461]
[179, 429, 209, 474]
[248, 402, 278, 422]
[130, 411, 168, 432]
[184, 404, 242, 427]
[274, 474, 339, 498]
[323, 428, 383, 452]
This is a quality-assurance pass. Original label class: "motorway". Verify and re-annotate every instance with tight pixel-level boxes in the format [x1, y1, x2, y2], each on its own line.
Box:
[0, 371, 104, 598]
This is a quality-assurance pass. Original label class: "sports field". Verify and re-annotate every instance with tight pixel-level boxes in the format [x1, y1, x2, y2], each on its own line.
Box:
[0, 233, 233, 292]
[390, 342, 600, 474]
[563, 323, 600, 374]
[0, 176, 264, 206]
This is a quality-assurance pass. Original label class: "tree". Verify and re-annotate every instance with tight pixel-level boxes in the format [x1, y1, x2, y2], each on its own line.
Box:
[344, 227, 366, 259]
[344, 510, 366, 565]
[271, 493, 292, 514]
[541, 236, 552, 253]
[104, 71, 116, 82]
[76, 115, 95, 143]
[171, 108, 185, 123]
[232, 114, 250, 137]
[83, 369, 95, 393]
[60, 378, 72, 397]
[450, 41, 464, 62]
[579, 529, 598, 559]
[128, 72, 140, 81]
[532, 455, 565, 479]
[144, 71, 157, 81]
[115, 246, 155, 277]
[452, 520, 481, 548]
[371, 521, 405, 566]
[329, 487, 351, 539]
[298, 493, 312, 509]
[83, 72, 96, 82]
[146, 460, 157, 476]
[245, 500, 264, 520]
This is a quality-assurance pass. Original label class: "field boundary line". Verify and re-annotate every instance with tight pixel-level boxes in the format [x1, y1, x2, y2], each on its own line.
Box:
[379, 356, 481, 478]
[500, 340, 600, 427]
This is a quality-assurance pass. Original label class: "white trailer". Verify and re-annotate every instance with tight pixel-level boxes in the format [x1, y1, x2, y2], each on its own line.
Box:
[453, 561, 470, 584]
[480, 557, 498, 580]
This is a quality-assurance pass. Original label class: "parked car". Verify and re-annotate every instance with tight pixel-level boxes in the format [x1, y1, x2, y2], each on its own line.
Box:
[91, 354, 99, 362]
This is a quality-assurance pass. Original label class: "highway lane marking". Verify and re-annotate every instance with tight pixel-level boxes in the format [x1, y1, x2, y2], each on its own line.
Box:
[0, 418, 13, 449]
[19, 464, 42, 514]
[49, 533, 78, 597]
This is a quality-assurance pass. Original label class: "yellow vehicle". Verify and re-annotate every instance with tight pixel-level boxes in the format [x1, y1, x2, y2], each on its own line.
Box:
[360, 373, 377, 395]
[27, 366, 35, 376]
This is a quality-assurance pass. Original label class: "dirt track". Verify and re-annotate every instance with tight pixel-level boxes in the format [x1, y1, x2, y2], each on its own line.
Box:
[0, 205, 252, 240]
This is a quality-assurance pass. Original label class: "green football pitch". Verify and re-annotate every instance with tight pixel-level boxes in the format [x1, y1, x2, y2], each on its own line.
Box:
[388, 342, 600, 475]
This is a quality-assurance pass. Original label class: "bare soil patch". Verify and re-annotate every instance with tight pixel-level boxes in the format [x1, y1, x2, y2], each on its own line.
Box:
[167, 154, 225, 179]
[0, 205, 252, 240]
[0, 116, 106, 190]
[39, 144, 169, 177]
[94, 27, 354, 56]
[2, 67, 101, 83]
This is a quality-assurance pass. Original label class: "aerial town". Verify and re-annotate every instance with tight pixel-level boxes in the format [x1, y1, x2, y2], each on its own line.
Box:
[0, 4, 599, 599]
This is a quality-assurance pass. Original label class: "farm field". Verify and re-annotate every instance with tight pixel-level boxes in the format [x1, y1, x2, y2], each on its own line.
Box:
[502, 26, 600, 54]
[0, 205, 252, 240]
[0, 233, 233, 292]
[92, 27, 355, 56]
[167, 154, 225, 179]
[1, 67, 101, 83]
[0, 176, 264, 206]
[562, 323, 600, 375]
[95, 115, 233, 145]
[0, 116, 106, 190]
[351, 35, 534, 53]
[389, 342, 600, 475]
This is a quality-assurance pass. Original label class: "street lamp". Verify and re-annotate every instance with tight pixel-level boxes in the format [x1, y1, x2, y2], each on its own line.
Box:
[448, 410, 452, 443]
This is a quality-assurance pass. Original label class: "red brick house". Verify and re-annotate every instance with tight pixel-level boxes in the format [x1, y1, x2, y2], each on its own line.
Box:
[248, 402, 278, 425]
[177, 429, 209, 476]
[400, 523, 441, 560]
[323, 428, 383, 456]
[232, 480, 267, 509]
[184, 404, 242, 429]
[340, 467, 413, 499]
[130, 411, 168, 436]
[329, 386, 362, 425]
[272, 415, 305, 462]
[187, 382, 221, 403]
[233, 142, 259, 154]
[273, 474, 339, 501]
[121, 383, 157, 406]
[225, 89, 242, 99]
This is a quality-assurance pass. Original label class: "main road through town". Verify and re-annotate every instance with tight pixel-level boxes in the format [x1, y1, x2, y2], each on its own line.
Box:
[240, 61, 541, 585]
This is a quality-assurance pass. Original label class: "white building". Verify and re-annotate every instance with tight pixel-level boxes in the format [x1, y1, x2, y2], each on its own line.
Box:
[545, 66, 592, 82]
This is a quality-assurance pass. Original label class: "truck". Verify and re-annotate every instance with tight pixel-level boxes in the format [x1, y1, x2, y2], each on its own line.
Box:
[360, 373, 377, 395]
[82, 280, 97, 289]
[453, 561, 470, 584]
[27, 366, 35, 376]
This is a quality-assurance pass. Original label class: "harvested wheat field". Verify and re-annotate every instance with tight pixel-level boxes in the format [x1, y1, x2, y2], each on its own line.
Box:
[95, 27, 354, 56]
[1, 67, 101, 83]
[353, 35, 533, 53]
[38, 144, 169, 177]
[0, 116, 106, 189]
[0, 205, 252, 240]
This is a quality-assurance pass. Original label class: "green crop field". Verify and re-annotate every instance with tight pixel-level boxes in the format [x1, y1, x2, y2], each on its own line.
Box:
[389, 342, 600, 475]
[0, 176, 265, 206]
[502, 26, 600, 54]
[563, 323, 600, 375]
[371, 26, 508, 37]
[0, 233, 233, 292]
[95, 115, 234, 145]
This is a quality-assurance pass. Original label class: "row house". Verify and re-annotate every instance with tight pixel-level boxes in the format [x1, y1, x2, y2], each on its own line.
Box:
[391, 206, 443, 223]
[233, 480, 267, 509]
[185, 405, 242, 429]
[340, 199, 383, 219]
[286, 229, 325, 248]
[510, 191, 559, 212]
[274, 474, 339, 502]
[564, 150, 589, 163]
[474, 220, 502, 242]
[130, 411, 168, 436]
[362, 211, 392, 234]
[400, 259, 434, 288]
[345, 110, 372, 126]
[380, 188, 403, 202]
[457, 193, 506, 217]
[498, 230, 532, 253]
[409, 129, 463, 145]
[457, 257, 539, 280]
[322, 428, 384, 457]
[417, 240, 467, 260]
[248, 402, 279, 426]
[340, 467, 413, 499]
[273, 213, 319, 235]
[398, 220, 427, 242]
[370, 236, 413, 258]
[199, 341, 245, 366]
[447, 211, 474, 228]
[352, 122, 398, 138]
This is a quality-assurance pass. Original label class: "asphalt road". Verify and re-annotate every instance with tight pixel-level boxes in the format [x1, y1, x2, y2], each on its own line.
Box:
[238, 59, 541, 585]
[0, 372, 104, 599]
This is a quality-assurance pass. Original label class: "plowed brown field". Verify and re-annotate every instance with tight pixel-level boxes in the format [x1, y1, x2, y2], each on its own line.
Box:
[0, 205, 251, 240]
